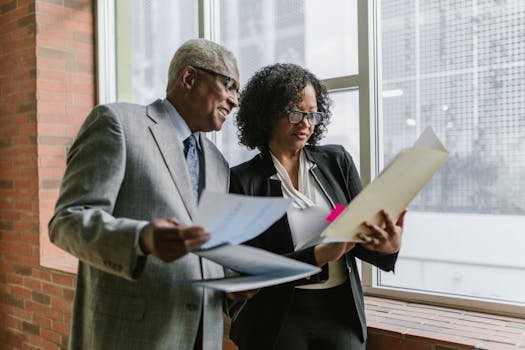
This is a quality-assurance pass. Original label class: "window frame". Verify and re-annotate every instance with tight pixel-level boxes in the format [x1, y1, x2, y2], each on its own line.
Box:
[96, 0, 525, 318]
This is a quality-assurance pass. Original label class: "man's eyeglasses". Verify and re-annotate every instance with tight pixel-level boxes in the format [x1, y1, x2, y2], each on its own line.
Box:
[191, 66, 240, 100]
[287, 110, 323, 126]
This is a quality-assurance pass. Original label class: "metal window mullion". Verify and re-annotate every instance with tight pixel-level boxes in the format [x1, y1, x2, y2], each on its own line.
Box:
[96, 0, 117, 104]
[357, 0, 380, 289]
[199, 0, 219, 143]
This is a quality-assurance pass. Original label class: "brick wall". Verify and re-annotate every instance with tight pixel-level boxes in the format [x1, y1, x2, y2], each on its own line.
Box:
[0, 1, 94, 349]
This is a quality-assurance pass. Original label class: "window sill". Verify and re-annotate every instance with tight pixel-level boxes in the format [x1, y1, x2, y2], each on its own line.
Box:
[365, 296, 525, 350]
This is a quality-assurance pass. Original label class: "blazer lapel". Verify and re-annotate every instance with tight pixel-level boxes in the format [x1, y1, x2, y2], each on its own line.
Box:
[304, 147, 348, 208]
[201, 135, 227, 193]
[258, 151, 296, 252]
[146, 100, 197, 218]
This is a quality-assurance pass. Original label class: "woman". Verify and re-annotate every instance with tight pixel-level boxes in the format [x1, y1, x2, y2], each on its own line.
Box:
[229, 63, 406, 350]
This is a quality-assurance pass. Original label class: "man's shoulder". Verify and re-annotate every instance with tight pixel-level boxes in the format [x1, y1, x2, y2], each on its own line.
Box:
[95, 102, 149, 115]
[201, 136, 229, 168]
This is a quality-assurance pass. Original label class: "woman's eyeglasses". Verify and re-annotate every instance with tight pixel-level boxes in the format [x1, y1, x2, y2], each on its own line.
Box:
[191, 66, 240, 101]
[286, 110, 323, 125]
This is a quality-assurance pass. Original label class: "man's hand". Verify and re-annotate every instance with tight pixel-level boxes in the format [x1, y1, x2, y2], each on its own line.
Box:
[314, 242, 356, 267]
[357, 209, 407, 255]
[139, 218, 210, 262]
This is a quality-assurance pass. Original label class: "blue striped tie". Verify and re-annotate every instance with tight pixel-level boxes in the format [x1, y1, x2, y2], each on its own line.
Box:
[183, 135, 200, 201]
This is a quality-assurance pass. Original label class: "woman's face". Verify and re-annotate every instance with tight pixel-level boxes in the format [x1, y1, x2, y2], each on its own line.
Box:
[268, 84, 318, 155]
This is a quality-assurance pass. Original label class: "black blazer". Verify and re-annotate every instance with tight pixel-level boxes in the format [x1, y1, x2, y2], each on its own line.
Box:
[229, 145, 398, 350]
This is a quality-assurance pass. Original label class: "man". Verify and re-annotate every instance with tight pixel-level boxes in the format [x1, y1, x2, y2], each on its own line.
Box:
[49, 39, 240, 350]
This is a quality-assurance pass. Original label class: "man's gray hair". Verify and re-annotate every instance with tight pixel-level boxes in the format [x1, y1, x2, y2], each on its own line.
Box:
[166, 38, 238, 93]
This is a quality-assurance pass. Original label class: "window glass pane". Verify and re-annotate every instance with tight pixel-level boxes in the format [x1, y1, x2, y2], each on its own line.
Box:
[379, 0, 525, 304]
[219, 0, 357, 83]
[117, 0, 198, 104]
[322, 89, 360, 172]
[218, 0, 358, 165]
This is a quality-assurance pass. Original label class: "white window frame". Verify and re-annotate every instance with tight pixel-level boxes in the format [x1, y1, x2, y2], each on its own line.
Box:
[95, 0, 525, 318]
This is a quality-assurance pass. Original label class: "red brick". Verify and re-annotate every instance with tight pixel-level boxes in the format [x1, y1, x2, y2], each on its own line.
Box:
[39, 157, 66, 167]
[50, 296, 72, 311]
[31, 269, 51, 281]
[40, 328, 61, 344]
[7, 305, 32, 321]
[10, 285, 32, 299]
[22, 343, 40, 350]
[32, 315, 52, 329]
[50, 273, 75, 288]
[36, 1, 71, 17]
[37, 35, 66, 49]
[23, 277, 41, 291]
[37, 69, 71, 82]
[42, 282, 61, 297]
[37, 80, 66, 93]
[5, 315, 23, 331]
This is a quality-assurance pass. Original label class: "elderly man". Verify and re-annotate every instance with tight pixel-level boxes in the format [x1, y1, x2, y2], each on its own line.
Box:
[49, 39, 239, 350]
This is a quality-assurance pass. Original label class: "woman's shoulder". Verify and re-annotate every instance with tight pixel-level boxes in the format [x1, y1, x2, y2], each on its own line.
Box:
[306, 144, 351, 160]
[230, 153, 265, 176]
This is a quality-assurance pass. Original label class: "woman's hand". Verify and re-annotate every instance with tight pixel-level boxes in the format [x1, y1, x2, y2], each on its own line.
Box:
[314, 242, 356, 267]
[357, 209, 407, 255]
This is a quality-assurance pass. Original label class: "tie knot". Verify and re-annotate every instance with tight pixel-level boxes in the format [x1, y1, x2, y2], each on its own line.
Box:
[184, 135, 197, 156]
[184, 134, 197, 146]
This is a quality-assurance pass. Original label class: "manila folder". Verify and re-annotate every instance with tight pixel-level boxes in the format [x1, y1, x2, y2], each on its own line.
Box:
[322, 127, 449, 241]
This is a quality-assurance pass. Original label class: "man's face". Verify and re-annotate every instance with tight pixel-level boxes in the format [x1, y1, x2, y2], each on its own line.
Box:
[189, 65, 240, 132]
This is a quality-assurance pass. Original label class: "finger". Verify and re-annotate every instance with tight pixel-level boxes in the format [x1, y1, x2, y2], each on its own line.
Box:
[345, 242, 356, 253]
[356, 232, 373, 244]
[381, 210, 397, 236]
[396, 209, 408, 228]
[183, 234, 211, 251]
[172, 226, 207, 240]
[167, 217, 181, 226]
[363, 221, 388, 241]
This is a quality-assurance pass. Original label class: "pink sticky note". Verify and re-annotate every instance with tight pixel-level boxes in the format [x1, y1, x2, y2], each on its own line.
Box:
[325, 204, 346, 223]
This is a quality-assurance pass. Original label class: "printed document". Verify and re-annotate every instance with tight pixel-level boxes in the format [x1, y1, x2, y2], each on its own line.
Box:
[194, 190, 291, 249]
[180, 244, 321, 292]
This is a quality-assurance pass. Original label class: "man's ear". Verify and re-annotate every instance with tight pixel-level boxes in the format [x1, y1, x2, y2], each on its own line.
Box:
[180, 66, 196, 90]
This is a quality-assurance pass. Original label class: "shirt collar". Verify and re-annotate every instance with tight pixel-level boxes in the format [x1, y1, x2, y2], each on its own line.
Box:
[162, 98, 201, 150]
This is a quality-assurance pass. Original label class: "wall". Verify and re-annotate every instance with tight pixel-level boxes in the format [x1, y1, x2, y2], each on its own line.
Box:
[0, 0, 93, 349]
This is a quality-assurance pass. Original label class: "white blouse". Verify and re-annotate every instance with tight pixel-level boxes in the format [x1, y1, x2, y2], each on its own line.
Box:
[270, 150, 347, 289]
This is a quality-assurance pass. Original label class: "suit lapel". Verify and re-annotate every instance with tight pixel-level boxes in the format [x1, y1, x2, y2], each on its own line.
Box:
[305, 147, 349, 207]
[257, 151, 296, 252]
[201, 135, 227, 193]
[146, 100, 197, 219]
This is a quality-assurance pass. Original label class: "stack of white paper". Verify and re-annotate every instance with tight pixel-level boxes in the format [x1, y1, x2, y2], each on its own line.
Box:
[189, 244, 321, 292]
[173, 190, 320, 292]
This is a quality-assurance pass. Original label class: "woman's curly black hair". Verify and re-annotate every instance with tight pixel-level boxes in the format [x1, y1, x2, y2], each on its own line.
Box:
[235, 63, 332, 150]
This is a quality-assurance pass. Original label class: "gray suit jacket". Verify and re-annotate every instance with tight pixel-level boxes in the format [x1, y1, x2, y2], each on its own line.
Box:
[49, 100, 229, 350]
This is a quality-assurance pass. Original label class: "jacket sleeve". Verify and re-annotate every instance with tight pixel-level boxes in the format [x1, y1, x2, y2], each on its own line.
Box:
[48, 105, 148, 280]
[341, 146, 398, 272]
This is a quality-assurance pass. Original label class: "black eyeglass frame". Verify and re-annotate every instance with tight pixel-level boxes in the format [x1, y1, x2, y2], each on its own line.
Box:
[286, 110, 324, 126]
[191, 66, 240, 100]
